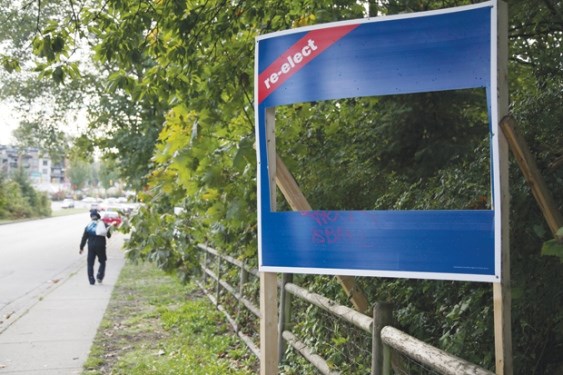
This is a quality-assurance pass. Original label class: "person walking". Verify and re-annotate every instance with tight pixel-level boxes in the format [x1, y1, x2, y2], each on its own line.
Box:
[80, 209, 112, 285]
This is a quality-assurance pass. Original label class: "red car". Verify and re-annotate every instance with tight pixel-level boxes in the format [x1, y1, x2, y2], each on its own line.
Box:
[101, 211, 122, 228]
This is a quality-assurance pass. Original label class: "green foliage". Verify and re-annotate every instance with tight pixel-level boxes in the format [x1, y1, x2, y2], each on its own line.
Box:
[384, 279, 494, 366]
[1, 55, 21, 73]
[0, 0, 88, 161]
[13, 120, 68, 163]
[0, 170, 51, 219]
[503, 2, 563, 372]
[0, 180, 33, 219]
[80, 77, 165, 190]
[541, 227, 563, 263]
[275, 90, 490, 211]
[67, 155, 93, 190]
[98, 159, 121, 190]
[122, 106, 257, 280]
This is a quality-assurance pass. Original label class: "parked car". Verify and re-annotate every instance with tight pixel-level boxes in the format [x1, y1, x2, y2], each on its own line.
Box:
[61, 199, 75, 209]
[101, 211, 122, 228]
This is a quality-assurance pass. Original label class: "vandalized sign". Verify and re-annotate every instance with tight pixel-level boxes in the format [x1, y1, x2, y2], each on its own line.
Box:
[255, 1, 503, 282]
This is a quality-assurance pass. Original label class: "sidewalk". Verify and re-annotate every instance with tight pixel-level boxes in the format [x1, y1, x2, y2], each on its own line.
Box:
[0, 235, 125, 374]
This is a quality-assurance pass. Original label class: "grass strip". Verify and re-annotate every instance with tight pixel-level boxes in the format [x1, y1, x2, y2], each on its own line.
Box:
[83, 261, 258, 374]
[0, 208, 88, 224]
[52, 207, 89, 217]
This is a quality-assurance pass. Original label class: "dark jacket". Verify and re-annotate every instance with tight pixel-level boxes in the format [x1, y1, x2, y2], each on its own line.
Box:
[80, 219, 111, 251]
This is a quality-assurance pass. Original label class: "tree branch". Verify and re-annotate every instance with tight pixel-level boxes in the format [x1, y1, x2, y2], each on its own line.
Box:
[547, 154, 563, 173]
[68, 0, 81, 34]
[36, 0, 41, 33]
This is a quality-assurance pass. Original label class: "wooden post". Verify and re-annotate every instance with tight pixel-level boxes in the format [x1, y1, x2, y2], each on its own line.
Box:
[382, 344, 392, 375]
[261, 272, 279, 374]
[216, 254, 222, 306]
[493, 2, 513, 375]
[275, 155, 370, 314]
[500, 116, 563, 236]
[235, 261, 248, 333]
[371, 302, 393, 375]
[260, 107, 279, 375]
[278, 273, 293, 361]
[202, 250, 208, 285]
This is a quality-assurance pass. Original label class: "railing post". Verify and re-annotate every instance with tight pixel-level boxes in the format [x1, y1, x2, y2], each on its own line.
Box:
[216, 254, 222, 306]
[371, 302, 393, 375]
[202, 250, 208, 286]
[277, 273, 293, 363]
[382, 343, 391, 375]
[235, 261, 249, 333]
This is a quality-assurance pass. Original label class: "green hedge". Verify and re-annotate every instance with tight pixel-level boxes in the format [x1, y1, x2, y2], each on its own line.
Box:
[0, 172, 51, 220]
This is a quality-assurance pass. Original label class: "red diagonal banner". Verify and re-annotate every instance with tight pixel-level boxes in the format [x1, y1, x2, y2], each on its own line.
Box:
[258, 24, 359, 104]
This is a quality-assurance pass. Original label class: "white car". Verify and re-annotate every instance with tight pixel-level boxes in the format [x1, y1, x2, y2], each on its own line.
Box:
[61, 199, 75, 208]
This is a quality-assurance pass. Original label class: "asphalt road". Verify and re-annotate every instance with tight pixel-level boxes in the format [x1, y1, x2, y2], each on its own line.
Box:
[0, 212, 92, 328]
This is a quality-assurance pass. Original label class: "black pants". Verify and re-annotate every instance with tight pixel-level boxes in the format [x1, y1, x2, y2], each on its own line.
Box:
[87, 248, 107, 284]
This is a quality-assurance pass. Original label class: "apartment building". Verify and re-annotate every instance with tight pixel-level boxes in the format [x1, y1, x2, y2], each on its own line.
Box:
[0, 145, 66, 184]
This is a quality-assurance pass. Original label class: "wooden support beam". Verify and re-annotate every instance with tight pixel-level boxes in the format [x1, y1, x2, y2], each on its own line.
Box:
[260, 107, 279, 375]
[275, 154, 312, 210]
[493, 3, 513, 374]
[336, 274, 370, 314]
[275, 154, 370, 314]
[260, 272, 279, 374]
[500, 115, 563, 236]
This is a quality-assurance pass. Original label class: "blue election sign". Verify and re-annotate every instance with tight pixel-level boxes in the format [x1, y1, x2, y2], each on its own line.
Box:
[255, 2, 501, 282]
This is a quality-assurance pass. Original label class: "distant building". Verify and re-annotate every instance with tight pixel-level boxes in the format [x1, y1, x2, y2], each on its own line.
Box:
[0, 145, 66, 185]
